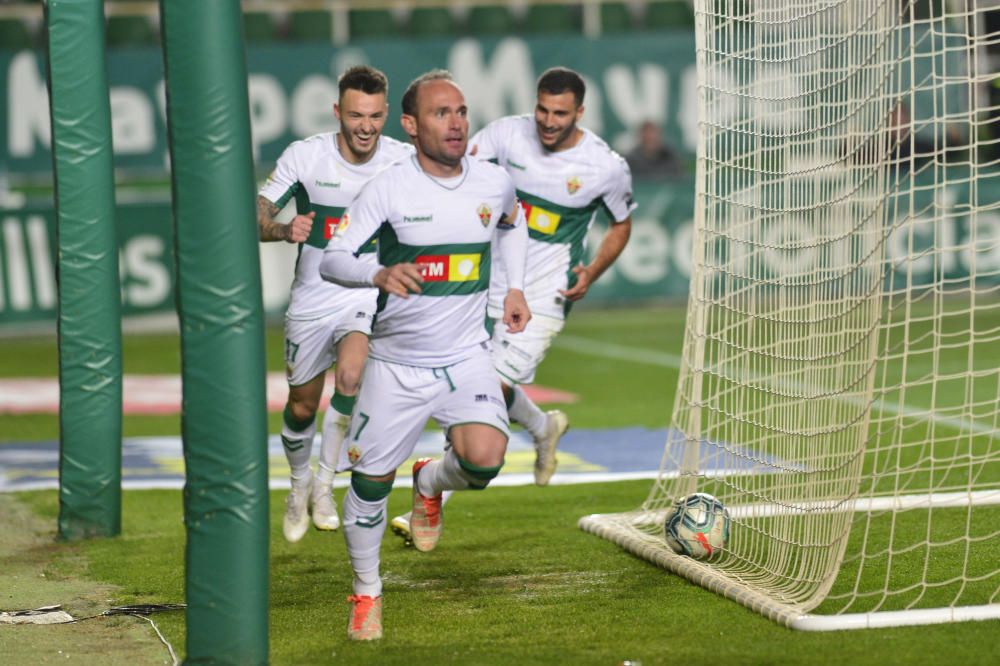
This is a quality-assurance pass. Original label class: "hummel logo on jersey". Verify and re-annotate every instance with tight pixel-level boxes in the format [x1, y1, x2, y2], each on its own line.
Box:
[315, 179, 341, 188]
[506, 159, 527, 171]
[403, 214, 433, 223]
[521, 201, 561, 235]
[415, 254, 481, 282]
[475, 394, 489, 403]
[566, 176, 581, 194]
[476, 204, 492, 227]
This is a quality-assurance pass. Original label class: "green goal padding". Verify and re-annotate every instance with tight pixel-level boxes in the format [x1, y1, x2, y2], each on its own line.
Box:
[159, 1, 270, 662]
[45, 0, 122, 540]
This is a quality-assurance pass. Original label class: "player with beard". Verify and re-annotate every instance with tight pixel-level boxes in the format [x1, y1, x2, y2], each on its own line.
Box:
[389, 67, 636, 543]
[320, 69, 529, 640]
[258, 65, 412, 543]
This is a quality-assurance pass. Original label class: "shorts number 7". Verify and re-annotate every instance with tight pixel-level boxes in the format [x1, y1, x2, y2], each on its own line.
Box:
[352, 411, 370, 441]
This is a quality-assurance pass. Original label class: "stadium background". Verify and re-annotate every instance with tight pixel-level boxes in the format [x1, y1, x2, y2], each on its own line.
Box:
[2, 0, 999, 330]
[2, 1, 1000, 664]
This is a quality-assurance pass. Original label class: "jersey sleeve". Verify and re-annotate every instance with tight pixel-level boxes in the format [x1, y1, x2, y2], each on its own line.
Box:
[495, 172, 526, 291]
[601, 155, 638, 223]
[469, 118, 508, 164]
[337, 177, 389, 255]
[258, 142, 300, 207]
[319, 176, 389, 287]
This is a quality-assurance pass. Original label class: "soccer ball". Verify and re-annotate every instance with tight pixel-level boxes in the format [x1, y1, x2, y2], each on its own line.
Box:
[664, 493, 730, 559]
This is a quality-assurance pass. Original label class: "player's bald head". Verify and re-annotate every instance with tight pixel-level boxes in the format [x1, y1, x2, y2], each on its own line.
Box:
[401, 69, 461, 117]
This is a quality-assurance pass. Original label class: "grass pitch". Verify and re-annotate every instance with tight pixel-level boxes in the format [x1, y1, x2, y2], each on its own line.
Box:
[2, 305, 999, 664]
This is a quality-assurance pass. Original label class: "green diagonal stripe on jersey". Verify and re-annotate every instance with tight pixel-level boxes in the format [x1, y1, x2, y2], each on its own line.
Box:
[516, 190, 603, 245]
[378, 224, 491, 297]
[289, 195, 374, 253]
[303, 203, 346, 249]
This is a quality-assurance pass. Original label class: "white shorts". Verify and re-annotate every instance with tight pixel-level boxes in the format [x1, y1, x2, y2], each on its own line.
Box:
[284, 307, 374, 387]
[488, 312, 564, 385]
[340, 353, 510, 476]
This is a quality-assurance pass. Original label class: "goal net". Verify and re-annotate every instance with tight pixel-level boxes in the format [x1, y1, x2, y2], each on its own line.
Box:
[580, 0, 1000, 630]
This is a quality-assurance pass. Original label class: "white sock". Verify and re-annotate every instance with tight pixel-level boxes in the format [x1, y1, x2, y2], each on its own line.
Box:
[417, 448, 471, 497]
[342, 486, 387, 597]
[281, 415, 316, 482]
[508, 385, 548, 440]
[317, 407, 350, 487]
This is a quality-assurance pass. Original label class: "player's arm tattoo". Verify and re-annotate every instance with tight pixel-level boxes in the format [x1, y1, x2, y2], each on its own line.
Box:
[257, 195, 288, 241]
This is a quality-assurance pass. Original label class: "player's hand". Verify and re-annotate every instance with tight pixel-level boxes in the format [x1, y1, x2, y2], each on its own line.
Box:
[502, 289, 530, 333]
[285, 211, 315, 243]
[374, 263, 423, 298]
[559, 264, 592, 302]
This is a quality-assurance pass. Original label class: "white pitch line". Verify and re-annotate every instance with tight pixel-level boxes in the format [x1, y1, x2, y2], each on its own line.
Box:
[555, 334, 685, 368]
[553, 334, 999, 440]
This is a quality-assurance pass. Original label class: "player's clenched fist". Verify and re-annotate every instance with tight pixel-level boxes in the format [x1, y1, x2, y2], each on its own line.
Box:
[284, 211, 315, 243]
[373, 263, 424, 298]
[502, 289, 531, 333]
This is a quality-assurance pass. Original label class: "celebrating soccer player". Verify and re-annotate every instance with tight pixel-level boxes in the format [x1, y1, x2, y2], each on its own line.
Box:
[258, 66, 412, 543]
[389, 66, 636, 542]
[478, 66, 636, 483]
[320, 69, 530, 641]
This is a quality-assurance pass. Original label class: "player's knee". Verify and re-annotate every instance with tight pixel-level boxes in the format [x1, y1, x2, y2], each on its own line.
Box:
[286, 393, 319, 422]
[350, 472, 395, 501]
[456, 454, 503, 490]
[283, 402, 317, 431]
[335, 365, 363, 395]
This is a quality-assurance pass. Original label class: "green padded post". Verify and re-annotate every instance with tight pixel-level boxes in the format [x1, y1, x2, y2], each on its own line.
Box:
[45, 0, 123, 540]
[159, 1, 269, 663]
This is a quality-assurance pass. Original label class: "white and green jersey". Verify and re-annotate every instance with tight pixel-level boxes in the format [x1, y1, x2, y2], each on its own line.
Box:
[259, 133, 412, 320]
[323, 155, 518, 367]
[471, 115, 636, 319]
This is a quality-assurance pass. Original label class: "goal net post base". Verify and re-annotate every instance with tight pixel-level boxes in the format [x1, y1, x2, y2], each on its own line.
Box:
[577, 491, 1000, 631]
[581, 488, 1000, 630]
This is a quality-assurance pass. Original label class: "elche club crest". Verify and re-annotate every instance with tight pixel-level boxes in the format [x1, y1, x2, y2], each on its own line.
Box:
[476, 203, 492, 227]
[566, 176, 581, 194]
[347, 444, 362, 464]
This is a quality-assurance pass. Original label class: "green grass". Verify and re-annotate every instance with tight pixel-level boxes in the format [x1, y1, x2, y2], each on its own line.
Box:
[3, 304, 1000, 664]
[12, 484, 1000, 666]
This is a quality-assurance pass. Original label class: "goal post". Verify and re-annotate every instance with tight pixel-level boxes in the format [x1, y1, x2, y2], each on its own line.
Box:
[581, 0, 1000, 630]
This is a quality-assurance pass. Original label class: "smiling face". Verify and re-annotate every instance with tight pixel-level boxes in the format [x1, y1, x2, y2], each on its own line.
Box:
[534, 90, 584, 152]
[334, 88, 388, 164]
[401, 78, 469, 176]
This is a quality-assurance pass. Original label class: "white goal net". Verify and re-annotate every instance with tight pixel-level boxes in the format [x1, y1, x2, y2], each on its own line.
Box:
[581, 0, 1000, 630]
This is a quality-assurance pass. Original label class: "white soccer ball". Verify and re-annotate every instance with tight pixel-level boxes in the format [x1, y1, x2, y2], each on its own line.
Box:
[664, 492, 730, 559]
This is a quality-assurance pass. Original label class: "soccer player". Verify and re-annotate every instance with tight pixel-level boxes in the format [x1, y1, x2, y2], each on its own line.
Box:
[478, 66, 636, 484]
[258, 65, 412, 543]
[388, 66, 636, 542]
[319, 69, 529, 641]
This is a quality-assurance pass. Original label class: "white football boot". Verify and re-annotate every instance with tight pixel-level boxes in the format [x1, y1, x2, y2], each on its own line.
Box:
[282, 472, 313, 542]
[534, 410, 569, 486]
